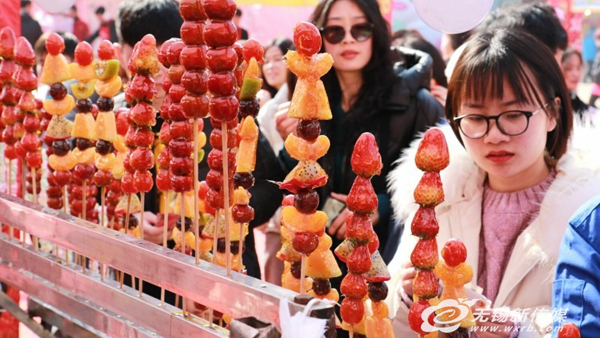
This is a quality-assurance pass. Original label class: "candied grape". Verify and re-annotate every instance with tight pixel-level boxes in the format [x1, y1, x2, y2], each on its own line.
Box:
[294, 189, 319, 214]
[296, 119, 320, 141]
[96, 96, 114, 112]
[77, 98, 93, 113]
[233, 172, 254, 189]
[312, 278, 331, 296]
[368, 282, 388, 302]
[231, 241, 240, 255]
[76, 138, 93, 150]
[52, 139, 70, 156]
[290, 261, 302, 279]
[232, 204, 254, 223]
[217, 238, 226, 253]
[239, 98, 260, 118]
[175, 217, 193, 232]
[95, 139, 114, 155]
[49, 83, 67, 101]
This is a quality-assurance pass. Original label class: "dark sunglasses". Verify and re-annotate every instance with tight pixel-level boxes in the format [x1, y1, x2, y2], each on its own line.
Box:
[320, 22, 374, 44]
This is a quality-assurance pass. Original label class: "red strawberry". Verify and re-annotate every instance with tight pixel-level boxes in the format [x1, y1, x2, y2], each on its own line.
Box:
[413, 269, 438, 300]
[408, 300, 435, 335]
[45, 33, 64, 56]
[347, 244, 372, 274]
[128, 34, 161, 76]
[98, 40, 115, 60]
[411, 206, 439, 238]
[415, 128, 449, 172]
[340, 273, 368, 299]
[14, 37, 36, 67]
[441, 238, 467, 267]
[410, 238, 439, 270]
[414, 172, 444, 207]
[347, 176, 378, 213]
[351, 132, 383, 178]
[558, 323, 581, 338]
[346, 212, 373, 241]
[0, 27, 16, 59]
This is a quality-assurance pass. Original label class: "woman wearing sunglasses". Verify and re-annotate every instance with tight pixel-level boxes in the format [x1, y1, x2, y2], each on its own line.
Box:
[276, 0, 444, 274]
[386, 29, 600, 337]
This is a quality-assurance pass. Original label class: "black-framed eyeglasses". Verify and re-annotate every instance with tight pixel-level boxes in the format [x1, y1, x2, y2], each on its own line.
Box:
[453, 102, 550, 139]
[320, 22, 374, 44]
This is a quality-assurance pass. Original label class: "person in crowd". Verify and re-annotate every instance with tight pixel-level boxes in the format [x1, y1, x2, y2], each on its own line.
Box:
[386, 29, 600, 337]
[581, 27, 596, 83]
[552, 196, 600, 337]
[561, 48, 595, 121]
[589, 30, 600, 108]
[20, 0, 43, 48]
[440, 31, 470, 63]
[87, 6, 118, 44]
[399, 35, 448, 107]
[257, 37, 295, 110]
[70, 5, 89, 43]
[276, 0, 444, 278]
[233, 8, 249, 40]
[390, 29, 423, 47]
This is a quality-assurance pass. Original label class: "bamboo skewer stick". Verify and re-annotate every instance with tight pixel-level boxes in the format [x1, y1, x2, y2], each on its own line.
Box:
[119, 193, 131, 289]
[221, 122, 232, 277]
[193, 119, 200, 265]
[138, 193, 145, 298]
[64, 185, 69, 264]
[180, 194, 187, 317]
[300, 254, 306, 295]
[208, 209, 220, 328]
[8, 161, 12, 240]
[100, 187, 106, 281]
[81, 180, 87, 273]
[160, 191, 169, 307]
[21, 161, 26, 248]
[31, 167, 38, 252]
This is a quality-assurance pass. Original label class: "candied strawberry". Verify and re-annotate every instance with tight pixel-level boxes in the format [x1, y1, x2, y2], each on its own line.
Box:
[13, 66, 37, 91]
[413, 269, 438, 300]
[346, 212, 373, 241]
[558, 323, 581, 338]
[129, 147, 154, 171]
[346, 176, 378, 213]
[128, 34, 160, 76]
[410, 238, 439, 270]
[74, 41, 94, 66]
[0, 27, 16, 58]
[347, 244, 371, 274]
[367, 233, 380, 254]
[351, 132, 383, 178]
[408, 300, 435, 335]
[340, 297, 364, 325]
[97, 40, 115, 60]
[415, 128, 449, 172]
[14, 37, 35, 66]
[441, 238, 467, 267]
[340, 273, 368, 299]
[45, 33, 64, 56]
[411, 206, 439, 238]
[242, 39, 264, 63]
[413, 171, 444, 207]
[126, 75, 157, 103]
[294, 22, 321, 57]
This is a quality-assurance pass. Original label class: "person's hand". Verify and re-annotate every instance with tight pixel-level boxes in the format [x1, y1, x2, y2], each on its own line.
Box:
[399, 260, 417, 299]
[132, 211, 164, 244]
[156, 212, 178, 231]
[326, 192, 380, 240]
[275, 102, 297, 140]
[430, 84, 448, 107]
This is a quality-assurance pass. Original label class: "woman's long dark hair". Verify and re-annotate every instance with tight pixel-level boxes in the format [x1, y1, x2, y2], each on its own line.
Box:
[310, 0, 395, 126]
[261, 37, 295, 99]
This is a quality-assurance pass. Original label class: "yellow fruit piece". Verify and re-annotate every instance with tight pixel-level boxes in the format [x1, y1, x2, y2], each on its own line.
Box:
[174, 190, 196, 218]
[285, 134, 330, 161]
[46, 115, 73, 139]
[71, 80, 98, 100]
[71, 113, 96, 139]
[236, 138, 258, 173]
[365, 316, 394, 338]
[281, 206, 327, 233]
[43, 95, 76, 116]
[308, 288, 340, 303]
[73, 147, 96, 165]
[111, 151, 126, 179]
[281, 226, 294, 241]
[282, 270, 313, 293]
[306, 248, 342, 279]
[115, 194, 141, 214]
[239, 116, 258, 139]
[40, 54, 72, 84]
[113, 135, 127, 152]
[285, 50, 333, 79]
[233, 187, 250, 205]
[95, 111, 117, 142]
[95, 75, 122, 98]
[244, 58, 260, 79]
[288, 79, 332, 120]
[95, 153, 116, 172]
[69, 63, 96, 82]
[215, 252, 243, 271]
[198, 236, 213, 253]
[48, 152, 77, 171]
[341, 316, 366, 335]
[370, 301, 389, 319]
[132, 227, 141, 239]
[316, 233, 333, 251]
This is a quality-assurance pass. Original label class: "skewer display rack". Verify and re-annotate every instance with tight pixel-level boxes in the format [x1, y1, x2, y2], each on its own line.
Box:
[0, 192, 336, 337]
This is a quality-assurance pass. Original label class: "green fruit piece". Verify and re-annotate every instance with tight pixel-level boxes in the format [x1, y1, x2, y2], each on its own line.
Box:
[71, 79, 97, 100]
[198, 149, 205, 163]
[94, 59, 120, 81]
[239, 77, 262, 100]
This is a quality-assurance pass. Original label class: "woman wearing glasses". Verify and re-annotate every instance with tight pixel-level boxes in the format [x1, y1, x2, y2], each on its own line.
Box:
[276, 0, 444, 269]
[386, 29, 600, 337]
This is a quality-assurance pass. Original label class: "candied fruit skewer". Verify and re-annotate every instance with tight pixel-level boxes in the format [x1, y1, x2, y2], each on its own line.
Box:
[407, 128, 449, 336]
[106, 107, 130, 231]
[202, 0, 241, 277]
[123, 33, 161, 298]
[179, 0, 211, 266]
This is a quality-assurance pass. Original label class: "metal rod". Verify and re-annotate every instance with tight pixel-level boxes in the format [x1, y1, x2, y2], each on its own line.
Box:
[0, 288, 57, 338]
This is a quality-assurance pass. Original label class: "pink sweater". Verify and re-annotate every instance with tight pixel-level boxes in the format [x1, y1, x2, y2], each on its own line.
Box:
[477, 169, 557, 302]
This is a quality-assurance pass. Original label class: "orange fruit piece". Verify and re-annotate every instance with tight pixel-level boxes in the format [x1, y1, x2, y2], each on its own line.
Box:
[95, 153, 116, 171]
[306, 247, 342, 279]
[43, 95, 76, 116]
[69, 63, 95, 82]
[48, 152, 77, 171]
[40, 54, 71, 84]
[72, 147, 96, 165]
[285, 134, 330, 161]
[95, 75, 122, 98]
[95, 111, 117, 142]
[281, 206, 327, 233]
[71, 113, 96, 139]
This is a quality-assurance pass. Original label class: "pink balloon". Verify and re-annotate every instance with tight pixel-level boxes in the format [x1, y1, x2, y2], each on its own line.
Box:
[414, 0, 494, 34]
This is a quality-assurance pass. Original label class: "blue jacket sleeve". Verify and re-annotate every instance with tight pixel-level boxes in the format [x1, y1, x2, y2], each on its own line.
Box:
[552, 195, 600, 337]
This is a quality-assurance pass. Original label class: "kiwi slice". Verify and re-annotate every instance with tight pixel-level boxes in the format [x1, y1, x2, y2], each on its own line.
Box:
[239, 77, 262, 100]
[94, 59, 120, 81]
[70, 79, 97, 100]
